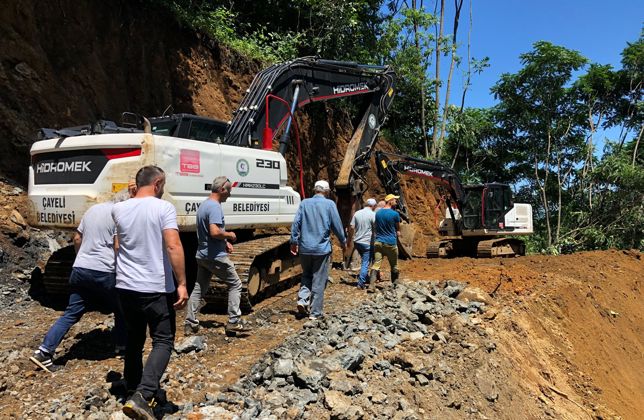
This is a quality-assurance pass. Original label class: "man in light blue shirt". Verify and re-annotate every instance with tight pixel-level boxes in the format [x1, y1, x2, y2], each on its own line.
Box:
[349, 198, 377, 288]
[290, 180, 346, 319]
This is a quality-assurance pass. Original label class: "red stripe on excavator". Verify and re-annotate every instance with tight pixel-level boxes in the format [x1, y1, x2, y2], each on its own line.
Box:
[297, 89, 372, 107]
[102, 148, 142, 160]
[271, 89, 374, 141]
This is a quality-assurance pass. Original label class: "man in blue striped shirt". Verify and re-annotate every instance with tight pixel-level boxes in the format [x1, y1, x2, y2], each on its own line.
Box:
[290, 180, 346, 320]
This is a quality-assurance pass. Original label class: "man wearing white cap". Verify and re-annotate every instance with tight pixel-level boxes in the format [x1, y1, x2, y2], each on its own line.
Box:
[368, 193, 401, 292]
[349, 198, 377, 289]
[290, 180, 347, 320]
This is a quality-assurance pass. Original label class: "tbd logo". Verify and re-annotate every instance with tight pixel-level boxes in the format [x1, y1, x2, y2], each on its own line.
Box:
[180, 149, 200, 173]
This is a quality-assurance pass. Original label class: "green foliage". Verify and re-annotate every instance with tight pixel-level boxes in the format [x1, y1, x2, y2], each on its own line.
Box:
[442, 106, 512, 182]
[155, 0, 303, 62]
[378, 4, 437, 155]
[561, 140, 643, 251]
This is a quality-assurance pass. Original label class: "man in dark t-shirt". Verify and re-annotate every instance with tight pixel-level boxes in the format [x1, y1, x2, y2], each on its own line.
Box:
[368, 194, 401, 292]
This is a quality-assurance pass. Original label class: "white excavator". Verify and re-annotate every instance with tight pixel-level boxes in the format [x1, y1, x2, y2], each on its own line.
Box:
[27, 57, 396, 310]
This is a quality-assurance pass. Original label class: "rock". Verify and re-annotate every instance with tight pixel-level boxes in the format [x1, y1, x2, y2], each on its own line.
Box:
[174, 336, 206, 354]
[290, 388, 318, 407]
[272, 358, 294, 377]
[10, 210, 27, 228]
[371, 392, 387, 404]
[457, 287, 494, 305]
[373, 360, 392, 371]
[324, 390, 352, 418]
[476, 374, 499, 402]
[333, 347, 365, 371]
[293, 361, 326, 390]
[415, 374, 430, 386]
[409, 331, 424, 341]
[199, 405, 237, 418]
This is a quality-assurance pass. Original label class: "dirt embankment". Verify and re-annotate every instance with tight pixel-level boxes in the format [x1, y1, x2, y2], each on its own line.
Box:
[401, 250, 644, 419]
[0, 0, 259, 184]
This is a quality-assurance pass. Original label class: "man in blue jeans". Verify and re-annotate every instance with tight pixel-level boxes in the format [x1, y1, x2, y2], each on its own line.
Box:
[290, 180, 346, 320]
[349, 198, 377, 288]
[29, 193, 128, 373]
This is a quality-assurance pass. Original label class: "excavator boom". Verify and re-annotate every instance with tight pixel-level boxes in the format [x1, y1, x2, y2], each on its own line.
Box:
[224, 57, 396, 225]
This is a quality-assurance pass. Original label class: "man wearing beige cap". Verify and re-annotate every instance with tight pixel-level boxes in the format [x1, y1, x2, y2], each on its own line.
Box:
[368, 193, 401, 292]
[290, 180, 346, 319]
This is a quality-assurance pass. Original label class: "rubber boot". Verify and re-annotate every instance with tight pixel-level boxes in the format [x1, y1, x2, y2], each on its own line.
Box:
[391, 269, 400, 287]
[367, 270, 378, 293]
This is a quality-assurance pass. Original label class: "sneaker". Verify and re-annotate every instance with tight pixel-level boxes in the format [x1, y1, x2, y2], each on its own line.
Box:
[184, 321, 200, 336]
[29, 350, 61, 373]
[356, 283, 367, 290]
[297, 303, 310, 316]
[122, 391, 156, 420]
[308, 314, 325, 321]
[225, 320, 252, 337]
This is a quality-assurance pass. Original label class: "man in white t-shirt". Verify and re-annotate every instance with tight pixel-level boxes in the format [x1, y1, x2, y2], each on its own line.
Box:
[29, 193, 129, 373]
[113, 165, 188, 420]
[349, 198, 377, 289]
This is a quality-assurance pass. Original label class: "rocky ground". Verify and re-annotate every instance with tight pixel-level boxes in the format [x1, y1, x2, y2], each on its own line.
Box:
[0, 180, 642, 419]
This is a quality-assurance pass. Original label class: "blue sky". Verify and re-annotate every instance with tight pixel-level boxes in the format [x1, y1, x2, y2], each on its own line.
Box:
[448, 0, 643, 109]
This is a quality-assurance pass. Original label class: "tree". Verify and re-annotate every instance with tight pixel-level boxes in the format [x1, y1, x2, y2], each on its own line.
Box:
[379, 1, 436, 156]
[492, 41, 588, 248]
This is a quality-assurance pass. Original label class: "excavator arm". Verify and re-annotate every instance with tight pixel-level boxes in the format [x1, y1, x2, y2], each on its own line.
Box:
[224, 57, 396, 224]
[374, 151, 466, 226]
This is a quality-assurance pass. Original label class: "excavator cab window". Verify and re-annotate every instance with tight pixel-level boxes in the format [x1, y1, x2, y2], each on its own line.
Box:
[482, 184, 512, 230]
[462, 187, 483, 230]
[188, 120, 227, 143]
[151, 120, 178, 136]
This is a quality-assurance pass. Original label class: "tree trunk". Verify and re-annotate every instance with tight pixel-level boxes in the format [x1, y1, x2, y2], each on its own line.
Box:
[633, 124, 643, 168]
[436, 0, 463, 158]
[412, 0, 429, 159]
[430, 0, 445, 159]
[459, 0, 472, 112]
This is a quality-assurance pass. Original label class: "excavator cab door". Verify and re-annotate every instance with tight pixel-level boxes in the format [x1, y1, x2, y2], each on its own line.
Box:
[482, 184, 513, 230]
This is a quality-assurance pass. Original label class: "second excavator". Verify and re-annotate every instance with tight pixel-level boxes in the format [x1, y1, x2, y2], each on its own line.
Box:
[374, 151, 533, 258]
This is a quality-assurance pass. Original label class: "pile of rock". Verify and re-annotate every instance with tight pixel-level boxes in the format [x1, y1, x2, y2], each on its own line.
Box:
[179, 280, 499, 420]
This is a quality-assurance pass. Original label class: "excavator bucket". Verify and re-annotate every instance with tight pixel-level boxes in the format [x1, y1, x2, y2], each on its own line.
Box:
[397, 221, 417, 259]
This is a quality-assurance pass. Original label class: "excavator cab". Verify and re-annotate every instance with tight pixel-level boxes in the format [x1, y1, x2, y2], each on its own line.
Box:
[462, 183, 514, 231]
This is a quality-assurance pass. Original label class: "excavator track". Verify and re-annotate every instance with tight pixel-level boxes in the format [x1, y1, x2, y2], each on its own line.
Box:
[203, 234, 300, 313]
[426, 240, 453, 258]
[427, 237, 526, 258]
[38, 235, 301, 314]
[476, 238, 525, 258]
[39, 246, 76, 298]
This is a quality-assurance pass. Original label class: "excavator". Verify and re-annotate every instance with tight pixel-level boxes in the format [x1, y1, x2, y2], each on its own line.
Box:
[27, 57, 395, 311]
[374, 151, 533, 258]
